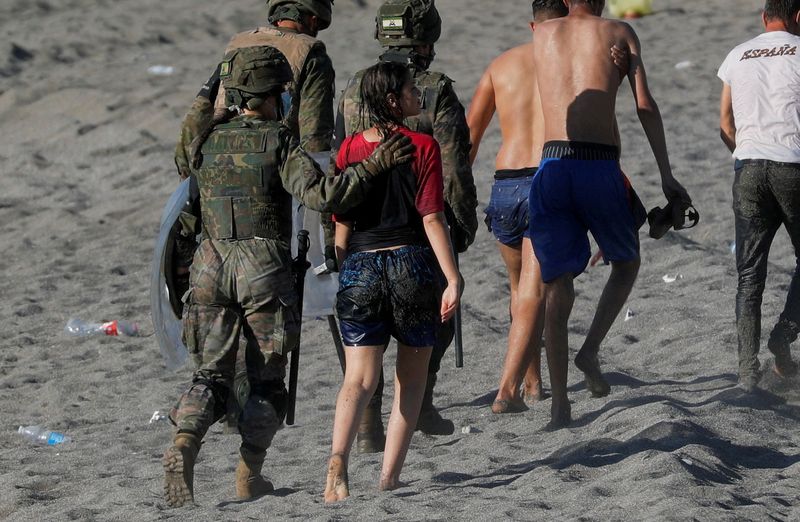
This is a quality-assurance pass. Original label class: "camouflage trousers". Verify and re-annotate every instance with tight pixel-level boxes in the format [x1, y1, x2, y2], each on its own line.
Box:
[171, 238, 300, 451]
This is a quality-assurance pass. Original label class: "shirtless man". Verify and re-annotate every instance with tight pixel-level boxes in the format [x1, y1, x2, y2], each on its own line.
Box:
[468, 0, 626, 413]
[530, 0, 690, 428]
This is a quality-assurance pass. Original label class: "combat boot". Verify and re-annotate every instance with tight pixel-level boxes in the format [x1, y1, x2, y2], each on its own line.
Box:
[356, 397, 386, 454]
[163, 432, 201, 508]
[235, 446, 274, 500]
[416, 373, 455, 435]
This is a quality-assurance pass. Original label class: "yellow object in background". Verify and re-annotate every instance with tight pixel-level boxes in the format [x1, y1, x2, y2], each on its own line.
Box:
[608, 0, 653, 18]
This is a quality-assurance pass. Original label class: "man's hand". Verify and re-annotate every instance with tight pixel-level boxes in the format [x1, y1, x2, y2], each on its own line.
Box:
[611, 45, 630, 84]
[363, 133, 415, 176]
[662, 177, 691, 205]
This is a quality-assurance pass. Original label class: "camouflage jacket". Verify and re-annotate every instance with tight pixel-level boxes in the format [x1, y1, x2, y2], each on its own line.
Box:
[195, 115, 379, 243]
[175, 27, 335, 180]
[334, 64, 478, 252]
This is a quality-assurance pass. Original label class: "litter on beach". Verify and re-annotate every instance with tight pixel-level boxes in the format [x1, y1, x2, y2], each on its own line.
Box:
[147, 65, 175, 76]
[663, 274, 683, 283]
[624, 308, 636, 321]
[674, 60, 693, 70]
[149, 410, 170, 425]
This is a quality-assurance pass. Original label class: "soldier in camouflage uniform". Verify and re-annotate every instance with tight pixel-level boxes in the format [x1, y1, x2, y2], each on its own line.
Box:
[175, 0, 336, 179]
[163, 46, 415, 508]
[172, 0, 339, 299]
[333, 0, 478, 450]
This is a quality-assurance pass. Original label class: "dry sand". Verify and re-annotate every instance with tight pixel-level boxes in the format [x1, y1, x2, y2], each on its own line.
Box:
[2, 0, 800, 520]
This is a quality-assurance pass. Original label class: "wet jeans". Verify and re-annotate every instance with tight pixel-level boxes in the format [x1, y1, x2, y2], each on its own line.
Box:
[733, 159, 800, 376]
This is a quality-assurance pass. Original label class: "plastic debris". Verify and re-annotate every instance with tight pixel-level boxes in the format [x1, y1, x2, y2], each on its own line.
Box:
[65, 318, 141, 337]
[681, 457, 694, 466]
[18, 425, 71, 446]
[674, 61, 693, 70]
[149, 410, 170, 425]
[662, 274, 683, 284]
[461, 426, 481, 434]
[147, 65, 175, 76]
[624, 308, 635, 321]
[730, 241, 736, 254]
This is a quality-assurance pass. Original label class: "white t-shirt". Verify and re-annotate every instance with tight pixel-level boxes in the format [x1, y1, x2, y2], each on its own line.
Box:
[718, 31, 800, 163]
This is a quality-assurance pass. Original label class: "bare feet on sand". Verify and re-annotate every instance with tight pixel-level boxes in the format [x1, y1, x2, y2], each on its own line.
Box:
[523, 381, 547, 404]
[575, 349, 611, 398]
[544, 401, 572, 431]
[323, 454, 349, 504]
[378, 474, 402, 491]
[491, 398, 528, 414]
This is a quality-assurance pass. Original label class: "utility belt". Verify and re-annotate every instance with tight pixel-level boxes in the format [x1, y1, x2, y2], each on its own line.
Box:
[201, 196, 286, 240]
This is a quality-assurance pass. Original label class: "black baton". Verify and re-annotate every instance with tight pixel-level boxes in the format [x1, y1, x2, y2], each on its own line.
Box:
[454, 251, 464, 368]
[328, 315, 346, 374]
[286, 230, 311, 426]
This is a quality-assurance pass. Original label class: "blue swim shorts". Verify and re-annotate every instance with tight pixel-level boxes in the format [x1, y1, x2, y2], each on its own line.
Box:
[528, 141, 641, 283]
[484, 168, 537, 246]
[336, 245, 441, 348]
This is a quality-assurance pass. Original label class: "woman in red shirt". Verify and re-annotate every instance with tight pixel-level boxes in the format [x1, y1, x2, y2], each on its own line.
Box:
[324, 62, 460, 502]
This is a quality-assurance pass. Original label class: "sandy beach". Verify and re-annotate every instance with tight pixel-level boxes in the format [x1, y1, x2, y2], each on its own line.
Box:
[2, 0, 800, 519]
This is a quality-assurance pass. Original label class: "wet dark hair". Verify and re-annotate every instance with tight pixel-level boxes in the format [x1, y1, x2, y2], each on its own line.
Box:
[359, 61, 412, 135]
[532, 0, 568, 17]
[764, 0, 800, 23]
[567, 0, 604, 10]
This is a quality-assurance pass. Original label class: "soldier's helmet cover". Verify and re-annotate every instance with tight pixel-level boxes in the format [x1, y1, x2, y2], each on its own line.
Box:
[221, 46, 293, 108]
[266, 0, 334, 30]
[375, 0, 441, 48]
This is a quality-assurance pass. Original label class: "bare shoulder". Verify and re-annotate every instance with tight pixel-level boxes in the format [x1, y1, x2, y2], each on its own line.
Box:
[490, 43, 533, 72]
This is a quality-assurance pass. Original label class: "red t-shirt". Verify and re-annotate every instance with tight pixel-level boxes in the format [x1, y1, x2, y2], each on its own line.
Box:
[334, 126, 444, 221]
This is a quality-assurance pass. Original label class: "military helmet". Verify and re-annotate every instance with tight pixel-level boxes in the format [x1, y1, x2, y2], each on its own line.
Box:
[220, 46, 293, 108]
[375, 0, 441, 47]
[266, 0, 334, 30]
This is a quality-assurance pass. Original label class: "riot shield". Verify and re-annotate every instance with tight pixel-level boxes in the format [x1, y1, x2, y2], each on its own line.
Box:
[150, 177, 197, 370]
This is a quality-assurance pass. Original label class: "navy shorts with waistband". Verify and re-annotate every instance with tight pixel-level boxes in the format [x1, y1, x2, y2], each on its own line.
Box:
[484, 167, 537, 246]
[529, 141, 640, 283]
[336, 245, 441, 348]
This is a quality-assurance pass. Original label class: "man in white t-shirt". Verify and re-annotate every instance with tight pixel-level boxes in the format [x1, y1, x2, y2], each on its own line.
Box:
[718, 0, 800, 391]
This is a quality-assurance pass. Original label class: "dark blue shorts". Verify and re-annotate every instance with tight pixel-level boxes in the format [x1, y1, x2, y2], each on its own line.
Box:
[528, 142, 640, 283]
[484, 168, 537, 246]
[336, 245, 441, 348]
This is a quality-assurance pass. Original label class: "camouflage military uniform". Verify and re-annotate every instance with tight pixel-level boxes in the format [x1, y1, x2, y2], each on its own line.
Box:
[171, 115, 388, 449]
[175, 27, 334, 179]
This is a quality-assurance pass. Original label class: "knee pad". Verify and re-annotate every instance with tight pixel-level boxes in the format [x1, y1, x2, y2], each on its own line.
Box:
[238, 392, 283, 450]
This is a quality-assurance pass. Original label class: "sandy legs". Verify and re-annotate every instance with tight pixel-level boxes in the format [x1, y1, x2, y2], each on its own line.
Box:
[575, 258, 640, 397]
[544, 258, 639, 429]
[492, 239, 545, 413]
[325, 344, 431, 502]
[379, 345, 432, 490]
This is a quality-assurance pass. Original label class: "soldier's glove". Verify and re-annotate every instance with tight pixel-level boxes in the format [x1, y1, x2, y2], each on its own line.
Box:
[450, 220, 474, 254]
[197, 63, 222, 102]
[445, 206, 477, 254]
[362, 133, 415, 176]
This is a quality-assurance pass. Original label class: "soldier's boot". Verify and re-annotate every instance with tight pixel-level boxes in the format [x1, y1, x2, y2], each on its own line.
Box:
[163, 432, 201, 508]
[416, 373, 455, 435]
[235, 446, 274, 500]
[356, 396, 386, 454]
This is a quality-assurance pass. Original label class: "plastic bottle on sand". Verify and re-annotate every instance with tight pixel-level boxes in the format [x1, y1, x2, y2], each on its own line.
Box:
[65, 318, 141, 337]
[18, 426, 71, 446]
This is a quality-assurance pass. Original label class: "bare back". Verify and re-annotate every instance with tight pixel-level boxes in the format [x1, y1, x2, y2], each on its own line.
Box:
[488, 43, 543, 169]
[533, 15, 628, 145]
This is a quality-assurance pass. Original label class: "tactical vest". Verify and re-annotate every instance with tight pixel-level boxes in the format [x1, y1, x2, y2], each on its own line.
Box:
[218, 27, 322, 138]
[341, 66, 449, 137]
[196, 117, 292, 241]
